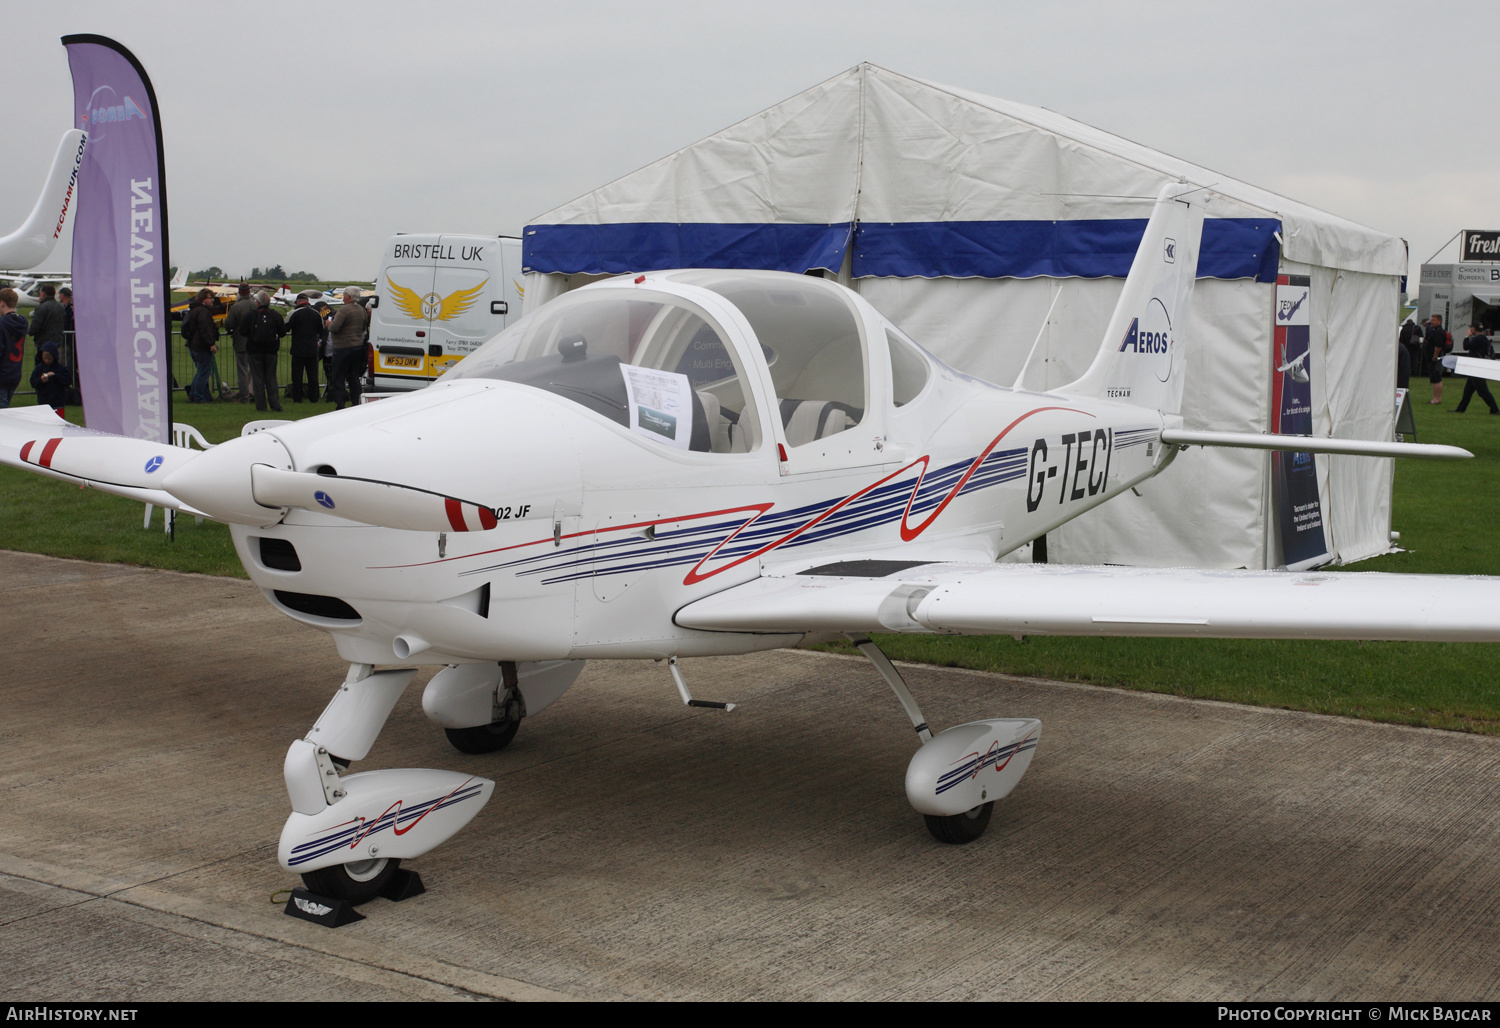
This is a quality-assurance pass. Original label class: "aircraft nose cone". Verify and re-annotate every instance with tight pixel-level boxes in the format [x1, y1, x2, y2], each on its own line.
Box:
[162, 430, 293, 526]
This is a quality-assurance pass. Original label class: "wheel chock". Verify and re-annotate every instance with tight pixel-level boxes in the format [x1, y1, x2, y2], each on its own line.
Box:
[380, 868, 426, 902]
[283, 887, 366, 928]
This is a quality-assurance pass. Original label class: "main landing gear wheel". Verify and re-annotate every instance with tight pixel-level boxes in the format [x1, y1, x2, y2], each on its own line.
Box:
[301, 857, 401, 904]
[444, 716, 520, 754]
[924, 801, 994, 844]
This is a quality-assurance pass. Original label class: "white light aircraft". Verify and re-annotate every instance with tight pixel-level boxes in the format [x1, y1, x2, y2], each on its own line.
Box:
[0, 185, 1485, 904]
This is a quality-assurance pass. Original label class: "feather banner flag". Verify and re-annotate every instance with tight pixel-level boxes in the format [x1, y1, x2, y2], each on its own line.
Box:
[62, 34, 171, 442]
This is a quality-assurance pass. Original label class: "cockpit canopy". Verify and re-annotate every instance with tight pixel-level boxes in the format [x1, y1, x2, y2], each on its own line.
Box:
[447, 270, 931, 456]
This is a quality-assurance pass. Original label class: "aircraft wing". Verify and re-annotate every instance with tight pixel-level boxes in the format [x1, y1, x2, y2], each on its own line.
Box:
[1441, 354, 1500, 382]
[674, 559, 1500, 642]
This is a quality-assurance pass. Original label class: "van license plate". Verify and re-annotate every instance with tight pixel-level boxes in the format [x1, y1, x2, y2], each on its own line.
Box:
[383, 355, 422, 368]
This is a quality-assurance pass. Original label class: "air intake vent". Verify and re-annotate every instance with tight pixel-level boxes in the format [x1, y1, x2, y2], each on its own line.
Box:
[259, 537, 301, 571]
[274, 591, 360, 621]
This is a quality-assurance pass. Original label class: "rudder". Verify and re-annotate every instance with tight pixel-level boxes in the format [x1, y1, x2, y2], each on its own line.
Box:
[1063, 182, 1205, 415]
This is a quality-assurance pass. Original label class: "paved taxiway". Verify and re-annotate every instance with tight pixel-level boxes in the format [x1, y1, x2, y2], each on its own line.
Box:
[2, 549, 1499, 1001]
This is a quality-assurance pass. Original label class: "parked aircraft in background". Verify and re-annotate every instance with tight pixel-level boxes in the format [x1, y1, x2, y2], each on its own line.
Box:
[0, 184, 1484, 907]
[0, 272, 72, 309]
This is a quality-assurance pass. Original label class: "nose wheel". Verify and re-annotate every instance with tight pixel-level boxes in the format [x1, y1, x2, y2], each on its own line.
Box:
[444, 713, 521, 753]
[923, 802, 994, 844]
[301, 857, 401, 904]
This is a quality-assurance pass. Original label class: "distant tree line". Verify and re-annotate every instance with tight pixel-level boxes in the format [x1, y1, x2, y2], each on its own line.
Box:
[187, 265, 320, 282]
[249, 265, 320, 282]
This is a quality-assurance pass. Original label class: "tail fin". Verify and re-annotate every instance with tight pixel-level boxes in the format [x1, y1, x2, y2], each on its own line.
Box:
[0, 129, 87, 270]
[1063, 182, 1205, 414]
[170, 267, 188, 290]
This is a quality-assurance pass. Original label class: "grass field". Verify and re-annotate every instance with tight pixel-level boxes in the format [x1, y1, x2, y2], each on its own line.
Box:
[2, 374, 1498, 733]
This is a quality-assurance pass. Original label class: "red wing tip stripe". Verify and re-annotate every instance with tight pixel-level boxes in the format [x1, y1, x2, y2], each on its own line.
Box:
[38, 438, 62, 468]
[444, 497, 467, 532]
[478, 506, 498, 530]
[19, 440, 34, 462]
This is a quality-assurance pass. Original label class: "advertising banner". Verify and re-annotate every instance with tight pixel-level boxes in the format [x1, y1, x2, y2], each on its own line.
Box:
[62, 34, 170, 443]
[1271, 274, 1330, 569]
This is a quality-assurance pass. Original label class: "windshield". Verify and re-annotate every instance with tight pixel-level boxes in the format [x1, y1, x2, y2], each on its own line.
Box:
[446, 288, 760, 453]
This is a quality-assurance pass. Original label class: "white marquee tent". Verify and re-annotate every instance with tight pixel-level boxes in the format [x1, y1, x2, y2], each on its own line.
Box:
[522, 64, 1407, 569]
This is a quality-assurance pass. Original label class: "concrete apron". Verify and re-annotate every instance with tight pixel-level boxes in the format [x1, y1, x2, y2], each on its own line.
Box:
[0, 550, 1497, 1002]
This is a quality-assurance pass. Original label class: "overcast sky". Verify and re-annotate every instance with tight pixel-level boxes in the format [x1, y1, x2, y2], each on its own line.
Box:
[5, 0, 1493, 288]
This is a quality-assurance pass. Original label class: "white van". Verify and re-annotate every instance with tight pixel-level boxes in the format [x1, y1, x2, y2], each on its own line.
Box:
[368, 233, 523, 391]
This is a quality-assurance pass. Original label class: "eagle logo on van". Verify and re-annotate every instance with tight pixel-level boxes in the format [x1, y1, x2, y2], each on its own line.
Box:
[387, 277, 489, 322]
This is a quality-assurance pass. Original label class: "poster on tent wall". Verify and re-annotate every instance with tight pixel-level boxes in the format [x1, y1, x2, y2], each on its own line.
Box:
[1271, 274, 1330, 569]
[62, 34, 170, 443]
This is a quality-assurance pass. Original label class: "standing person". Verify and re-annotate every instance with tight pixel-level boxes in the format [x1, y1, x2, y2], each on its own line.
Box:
[180, 288, 220, 404]
[328, 287, 368, 410]
[1425, 314, 1451, 404]
[0, 288, 27, 408]
[1452, 325, 1499, 414]
[1396, 330, 1411, 390]
[1399, 317, 1421, 376]
[222, 282, 256, 402]
[318, 303, 335, 399]
[284, 294, 323, 403]
[28, 283, 64, 357]
[30, 342, 72, 416]
[244, 290, 285, 412]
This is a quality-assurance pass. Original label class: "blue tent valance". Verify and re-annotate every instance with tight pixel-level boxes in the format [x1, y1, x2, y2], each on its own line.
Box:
[854, 218, 1279, 282]
[523, 218, 1281, 283]
[522, 223, 853, 277]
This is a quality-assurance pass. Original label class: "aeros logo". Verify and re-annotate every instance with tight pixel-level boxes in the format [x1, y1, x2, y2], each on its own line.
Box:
[1116, 297, 1174, 383]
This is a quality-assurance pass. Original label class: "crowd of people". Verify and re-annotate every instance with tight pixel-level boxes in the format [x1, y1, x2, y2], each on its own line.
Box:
[0, 283, 75, 415]
[180, 283, 369, 411]
[1399, 312, 1500, 414]
[0, 277, 373, 419]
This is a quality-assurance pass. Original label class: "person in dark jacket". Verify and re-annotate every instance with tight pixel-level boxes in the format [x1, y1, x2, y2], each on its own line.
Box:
[284, 294, 324, 402]
[328, 287, 368, 410]
[1452, 325, 1499, 414]
[28, 284, 64, 356]
[30, 341, 71, 415]
[244, 290, 285, 412]
[1399, 317, 1421, 374]
[1396, 330, 1411, 390]
[58, 286, 74, 336]
[222, 283, 255, 401]
[180, 288, 220, 403]
[0, 287, 27, 408]
[1425, 314, 1451, 404]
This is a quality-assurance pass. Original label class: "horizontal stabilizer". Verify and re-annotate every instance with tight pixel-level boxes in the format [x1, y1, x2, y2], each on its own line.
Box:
[1159, 429, 1470, 461]
[676, 561, 1500, 642]
[250, 465, 536, 533]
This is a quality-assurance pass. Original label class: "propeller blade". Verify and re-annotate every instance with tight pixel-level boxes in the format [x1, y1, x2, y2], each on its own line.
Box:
[249, 465, 536, 533]
[14, 430, 199, 489]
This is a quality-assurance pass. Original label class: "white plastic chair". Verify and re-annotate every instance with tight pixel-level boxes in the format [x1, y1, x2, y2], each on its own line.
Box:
[144, 422, 216, 532]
